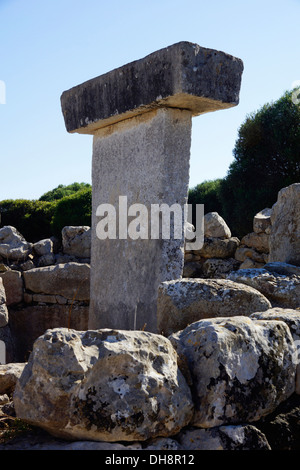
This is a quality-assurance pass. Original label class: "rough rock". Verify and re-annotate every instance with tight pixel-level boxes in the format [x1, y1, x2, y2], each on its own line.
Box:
[240, 232, 269, 253]
[0, 270, 23, 305]
[253, 208, 272, 234]
[177, 425, 271, 450]
[228, 268, 300, 309]
[0, 325, 15, 364]
[204, 212, 231, 239]
[62, 226, 91, 259]
[157, 278, 271, 336]
[234, 246, 265, 264]
[169, 316, 296, 428]
[269, 183, 300, 266]
[23, 262, 90, 301]
[14, 327, 194, 442]
[33, 238, 53, 256]
[197, 236, 239, 259]
[202, 258, 240, 279]
[264, 262, 300, 277]
[0, 226, 32, 261]
[250, 307, 300, 394]
[0, 363, 26, 394]
[0, 278, 8, 328]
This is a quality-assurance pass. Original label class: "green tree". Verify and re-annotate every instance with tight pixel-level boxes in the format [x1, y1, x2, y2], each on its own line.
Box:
[219, 90, 300, 237]
[39, 182, 91, 202]
[188, 179, 223, 227]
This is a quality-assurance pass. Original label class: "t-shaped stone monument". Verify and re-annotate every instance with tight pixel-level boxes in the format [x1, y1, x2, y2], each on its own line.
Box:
[61, 41, 243, 333]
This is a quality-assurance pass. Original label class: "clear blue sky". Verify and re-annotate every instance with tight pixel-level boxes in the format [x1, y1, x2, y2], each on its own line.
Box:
[0, 0, 299, 200]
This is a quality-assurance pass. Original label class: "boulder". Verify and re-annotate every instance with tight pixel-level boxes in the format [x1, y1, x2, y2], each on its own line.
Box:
[253, 208, 272, 234]
[0, 270, 23, 305]
[234, 246, 265, 263]
[169, 316, 296, 428]
[202, 258, 240, 279]
[33, 238, 53, 256]
[264, 262, 300, 277]
[62, 226, 91, 259]
[197, 236, 239, 259]
[0, 226, 32, 261]
[157, 278, 271, 336]
[14, 328, 194, 442]
[269, 183, 300, 266]
[204, 212, 231, 239]
[177, 425, 271, 450]
[23, 262, 90, 301]
[0, 277, 8, 327]
[240, 232, 269, 253]
[0, 363, 26, 394]
[228, 268, 300, 309]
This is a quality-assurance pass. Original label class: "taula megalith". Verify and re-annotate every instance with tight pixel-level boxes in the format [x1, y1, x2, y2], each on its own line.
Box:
[61, 41, 243, 333]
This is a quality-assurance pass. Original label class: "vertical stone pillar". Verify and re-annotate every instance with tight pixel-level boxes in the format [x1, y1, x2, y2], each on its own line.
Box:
[61, 41, 243, 332]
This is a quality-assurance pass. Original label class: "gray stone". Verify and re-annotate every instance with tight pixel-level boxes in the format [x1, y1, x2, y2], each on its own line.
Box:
[253, 208, 272, 234]
[62, 226, 91, 259]
[0, 270, 23, 305]
[204, 212, 231, 238]
[202, 257, 240, 279]
[23, 262, 90, 301]
[157, 278, 271, 336]
[33, 238, 53, 256]
[269, 183, 300, 266]
[0, 363, 26, 394]
[0, 226, 32, 261]
[61, 41, 243, 134]
[198, 236, 239, 259]
[240, 232, 269, 253]
[177, 425, 271, 450]
[234, 246, 265, 263]
[264, 261, 300, 277]
[0, 277, 8, 327]
[169, 316, 296, 427]
[37, 253, 55, 267]
[228, 268, 300, 309]
[14, 328, 194, 442]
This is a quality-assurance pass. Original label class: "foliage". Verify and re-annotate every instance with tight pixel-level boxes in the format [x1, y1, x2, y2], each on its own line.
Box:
[39, 182, 91, 202]
[188, 179, 223, 228]
[0, 199, 56, 242]
[50, 187, 92, 237]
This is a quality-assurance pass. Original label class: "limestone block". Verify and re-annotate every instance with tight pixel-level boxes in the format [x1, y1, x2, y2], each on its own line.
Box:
[202, 257, 240, 279]
[269, 183, 300, 266]
[61, 41, 243, 135]
[240, 232, 269, 253]
[62, 226, 91, 259]
[14, 328, 194, 442]
[0, 363, 26, 394]
[204, 212, 231, 239]
[23, 262, 90, 301]
[0, 278, 8, 328]
[33, 238, 53, 256]
[235, 246, 265, 263]
[253, 208, 272, 234]
[228, 268, 300, 309]
[264, 261, 300, 277]
[177, 425, 271, 450]
[0, 226, 32, 261]
[169, 316, 296, 427]
[197, 236, 239, 259]
[157, 278, 271, 336]
[0, 270, 23, 305]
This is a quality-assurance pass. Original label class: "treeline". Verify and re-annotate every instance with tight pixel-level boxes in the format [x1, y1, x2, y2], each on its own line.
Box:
[0, 183, 92, 242]
[1, 89, 299, 242]
[188, 89, 300, 237]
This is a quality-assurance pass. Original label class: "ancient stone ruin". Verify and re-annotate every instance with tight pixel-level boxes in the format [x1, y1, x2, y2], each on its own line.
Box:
[0, 43, 300, 451]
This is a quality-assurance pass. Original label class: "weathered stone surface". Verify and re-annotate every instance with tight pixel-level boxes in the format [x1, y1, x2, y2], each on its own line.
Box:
[0, 270, 23, 305]
[196, 236, 239, 259]
[269, 183, 300, 266]
[33, 238, 53, 256]
[177, 425, 271, 450]
[61, 41, 243, 134]
[204, 212, 231, 239]
[0, 226, 32, 261]
[9, 304, 89, 362]
[37, 253, 55, 267]
[253, 208, 272, 234]
[0, 278, 8, 327]
[239, 258, 265, 270]
[90, 108, 192, 332]
[62, 226, 91, 259]
[23, 262, 90, 301]
[240, 232, 269, 253]
[0, 363, 26, 394]
[202, 258, 240, 279]
[250, 308, 300, 394]
[234, 246, 265, 263]
[157, 278, 271, 336]
[264, 261, 300, 277]
[169, 316, 296, 427]
[14, 328, 194, 442]
[228, 268, 300, 309]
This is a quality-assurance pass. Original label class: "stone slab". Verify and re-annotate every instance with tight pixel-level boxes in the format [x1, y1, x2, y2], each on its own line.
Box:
[61, 41, 243, 134]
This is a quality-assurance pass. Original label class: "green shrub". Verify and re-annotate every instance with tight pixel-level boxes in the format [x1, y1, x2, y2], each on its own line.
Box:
[50, 187, 92, 237]
[188, 179, 223, 227]
[39, 182, 91, 202]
